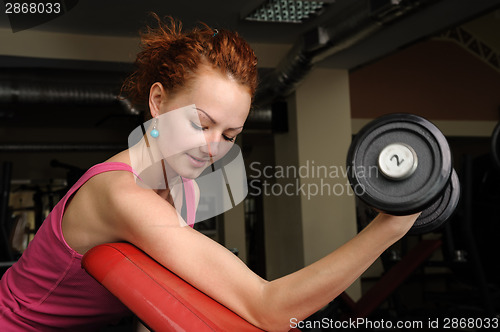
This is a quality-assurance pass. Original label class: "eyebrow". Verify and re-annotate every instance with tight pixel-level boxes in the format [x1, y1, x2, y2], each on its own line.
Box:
[196, 107, 244, 131]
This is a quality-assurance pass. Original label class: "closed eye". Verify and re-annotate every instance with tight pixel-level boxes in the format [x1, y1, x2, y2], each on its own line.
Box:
[192, 122, 236, 142]
[223, 135, 235, 142]
[191, 122, 204, 131]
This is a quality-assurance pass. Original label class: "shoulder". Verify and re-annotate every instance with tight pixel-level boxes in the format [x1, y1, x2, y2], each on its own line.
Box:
[90, 167, 186, 239]
[80, 165, 164, 216]
[62, 162, 149, 252]
[83, 163, 139, 210]
[88, 166, 158, 210]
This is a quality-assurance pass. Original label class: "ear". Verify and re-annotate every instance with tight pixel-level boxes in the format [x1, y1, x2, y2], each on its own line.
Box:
[148, 82, 165, 118]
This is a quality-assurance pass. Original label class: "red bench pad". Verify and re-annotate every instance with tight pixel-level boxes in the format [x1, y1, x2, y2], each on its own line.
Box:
[82, 243, 264, 332]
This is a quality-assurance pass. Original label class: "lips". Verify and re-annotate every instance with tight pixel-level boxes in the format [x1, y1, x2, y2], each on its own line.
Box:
[186, 153, 209, 168]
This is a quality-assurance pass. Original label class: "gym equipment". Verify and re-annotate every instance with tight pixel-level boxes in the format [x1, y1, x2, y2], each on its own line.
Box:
[347, 114, 459, 234]
[1, 162, 14, 262]
[491, 121, 500, 171]
[82, 243, 264, 332]
[408, 169, 460, 235]
[339, 239, 443, 319]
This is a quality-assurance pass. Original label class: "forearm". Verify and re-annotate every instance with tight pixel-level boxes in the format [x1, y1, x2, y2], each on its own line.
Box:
[257, 213, 418, 331]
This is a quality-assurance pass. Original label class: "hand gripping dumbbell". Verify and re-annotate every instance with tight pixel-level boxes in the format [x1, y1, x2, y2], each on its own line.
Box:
[346, 114, 460, 235]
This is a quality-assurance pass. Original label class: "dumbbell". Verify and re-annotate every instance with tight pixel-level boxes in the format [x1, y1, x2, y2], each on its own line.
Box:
[346, 114, 460, 235]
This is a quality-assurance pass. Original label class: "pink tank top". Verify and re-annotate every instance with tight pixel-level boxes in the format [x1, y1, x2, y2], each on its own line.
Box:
[0, 162, 196, 331]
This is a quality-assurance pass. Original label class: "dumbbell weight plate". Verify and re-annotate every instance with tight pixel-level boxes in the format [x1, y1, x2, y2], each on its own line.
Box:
[408, 169, 460, 235]
[347, 114, 452, 215]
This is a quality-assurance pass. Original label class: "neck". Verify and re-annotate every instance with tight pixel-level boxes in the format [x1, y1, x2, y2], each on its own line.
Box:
[128, 130, 181, 191]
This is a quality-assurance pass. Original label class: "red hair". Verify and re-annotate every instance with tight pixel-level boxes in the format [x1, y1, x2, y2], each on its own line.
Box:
[122, 14, 258, 108]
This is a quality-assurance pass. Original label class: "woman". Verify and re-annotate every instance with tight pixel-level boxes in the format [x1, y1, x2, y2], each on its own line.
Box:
[0, 15, 419, 331]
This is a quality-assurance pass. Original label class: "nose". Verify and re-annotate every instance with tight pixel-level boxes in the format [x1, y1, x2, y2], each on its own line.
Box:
[200, 132, 221, 158]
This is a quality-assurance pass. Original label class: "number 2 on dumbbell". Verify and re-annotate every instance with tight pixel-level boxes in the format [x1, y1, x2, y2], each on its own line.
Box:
[390, 155, 404, 166]
[378, 143, 417, 181]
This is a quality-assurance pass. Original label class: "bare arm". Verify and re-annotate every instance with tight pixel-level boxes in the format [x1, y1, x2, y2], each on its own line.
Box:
[97, 171, 417, 332]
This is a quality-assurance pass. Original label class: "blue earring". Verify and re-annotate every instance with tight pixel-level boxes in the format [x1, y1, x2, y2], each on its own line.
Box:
[150, 117, 159, 138]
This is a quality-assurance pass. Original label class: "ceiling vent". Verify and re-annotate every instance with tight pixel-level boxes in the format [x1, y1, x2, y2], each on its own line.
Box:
[243, 0, 335, 23]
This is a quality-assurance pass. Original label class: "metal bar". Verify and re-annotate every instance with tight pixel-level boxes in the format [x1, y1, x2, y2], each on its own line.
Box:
[1, 162, 14, 261]
[0, 261, 16, 267]
[0, 144, 127, 152]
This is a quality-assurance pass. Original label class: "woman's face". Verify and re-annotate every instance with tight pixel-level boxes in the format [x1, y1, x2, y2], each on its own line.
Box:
[151, 67, 251, 179]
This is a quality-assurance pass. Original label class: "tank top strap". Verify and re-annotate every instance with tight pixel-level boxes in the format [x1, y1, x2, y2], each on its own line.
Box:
[181, 178, 196, 228]
[66, 162, 137, 198]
